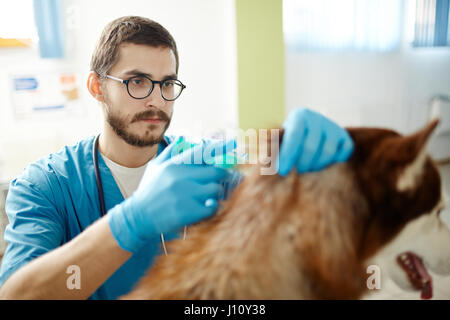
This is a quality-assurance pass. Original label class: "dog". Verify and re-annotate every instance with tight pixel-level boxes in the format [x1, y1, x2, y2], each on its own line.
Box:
[121, 119, 446, 299]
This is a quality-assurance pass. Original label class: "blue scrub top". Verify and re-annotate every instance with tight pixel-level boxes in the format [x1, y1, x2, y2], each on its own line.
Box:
[0, 135, 242, 299]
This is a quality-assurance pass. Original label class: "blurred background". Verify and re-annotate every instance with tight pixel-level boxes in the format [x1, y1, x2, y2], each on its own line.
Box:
[0, 0, 449, 264]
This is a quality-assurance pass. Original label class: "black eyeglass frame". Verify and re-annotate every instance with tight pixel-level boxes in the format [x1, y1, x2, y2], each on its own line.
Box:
[105, 74, 186, 101]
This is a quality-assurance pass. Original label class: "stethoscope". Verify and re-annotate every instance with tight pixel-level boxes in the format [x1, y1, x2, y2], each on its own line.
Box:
[92, 134, 169, 217]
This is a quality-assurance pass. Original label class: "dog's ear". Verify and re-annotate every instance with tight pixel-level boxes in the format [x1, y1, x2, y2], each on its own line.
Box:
[392, 119, 439, 192]
[347, 120, 439, 200]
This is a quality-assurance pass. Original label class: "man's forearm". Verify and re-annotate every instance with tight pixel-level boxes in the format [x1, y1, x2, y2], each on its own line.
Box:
[0, 216, 132, 299]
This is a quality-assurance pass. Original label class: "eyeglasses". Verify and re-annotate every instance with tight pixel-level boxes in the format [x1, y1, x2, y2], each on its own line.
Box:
[106, 74, 186, 101]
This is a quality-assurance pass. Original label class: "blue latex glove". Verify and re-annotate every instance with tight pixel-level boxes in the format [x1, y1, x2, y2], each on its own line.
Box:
[278, 107, 354, 176]
[108, 137, 236, 253]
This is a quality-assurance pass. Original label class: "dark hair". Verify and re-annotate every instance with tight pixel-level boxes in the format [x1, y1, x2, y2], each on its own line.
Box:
[90, 16, 179, 78]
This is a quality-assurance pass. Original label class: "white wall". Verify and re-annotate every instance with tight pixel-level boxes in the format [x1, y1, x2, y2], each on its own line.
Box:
[0, 0, 238, 181]
[285, 51, 405, 129]
[285, 0, 450, 137]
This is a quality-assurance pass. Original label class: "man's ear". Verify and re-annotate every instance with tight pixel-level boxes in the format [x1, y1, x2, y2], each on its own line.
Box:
[395, 119, 439, 192]
[87, 72, 104, 102]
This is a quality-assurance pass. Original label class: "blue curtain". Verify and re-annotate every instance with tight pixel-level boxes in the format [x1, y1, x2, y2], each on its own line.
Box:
[414, 0, 450, 47]
[434, 0, 449, 45]
[33, 0, 65, 58]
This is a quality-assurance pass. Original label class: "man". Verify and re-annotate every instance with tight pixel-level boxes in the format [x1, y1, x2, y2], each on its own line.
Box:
[0, 16, 353, 299]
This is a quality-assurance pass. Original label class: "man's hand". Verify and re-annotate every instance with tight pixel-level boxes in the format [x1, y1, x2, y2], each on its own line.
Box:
[278, 107, 354, 176]
[108, 137, 236, 254]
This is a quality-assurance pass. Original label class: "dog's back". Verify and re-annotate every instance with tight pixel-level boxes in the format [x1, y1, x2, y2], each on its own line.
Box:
[122, 120, 442, 299]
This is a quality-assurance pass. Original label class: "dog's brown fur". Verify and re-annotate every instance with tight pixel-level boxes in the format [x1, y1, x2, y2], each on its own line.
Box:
[121, 120, 441, 300]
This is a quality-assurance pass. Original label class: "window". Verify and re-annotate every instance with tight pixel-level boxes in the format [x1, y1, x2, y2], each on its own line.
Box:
[283, 0, 403, 52]
[0, 0, 65, 58]
[413, 0, 450, 47]
[0, 0, 37, 47]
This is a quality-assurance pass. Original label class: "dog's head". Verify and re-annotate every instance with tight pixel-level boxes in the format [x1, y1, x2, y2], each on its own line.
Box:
[251, 120, 444, 299]
[343, 119, 448, 299]
[346, 120, 442, 258]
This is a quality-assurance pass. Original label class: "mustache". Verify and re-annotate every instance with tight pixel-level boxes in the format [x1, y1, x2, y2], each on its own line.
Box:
[131, 109, 170, 123]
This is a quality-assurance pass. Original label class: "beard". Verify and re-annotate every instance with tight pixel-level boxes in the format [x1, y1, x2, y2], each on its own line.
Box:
[104, 104, 172, 147]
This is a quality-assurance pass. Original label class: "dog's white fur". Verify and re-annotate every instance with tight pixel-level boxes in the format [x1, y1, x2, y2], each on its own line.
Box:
[364, 198, 450, 299]
[397, 149, 428, 192]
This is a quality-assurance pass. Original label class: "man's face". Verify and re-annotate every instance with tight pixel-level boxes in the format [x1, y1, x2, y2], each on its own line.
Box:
[101, 43, 177, 147]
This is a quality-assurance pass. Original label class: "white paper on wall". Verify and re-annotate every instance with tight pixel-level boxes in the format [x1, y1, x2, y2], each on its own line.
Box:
[9, 72, 84, 120]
